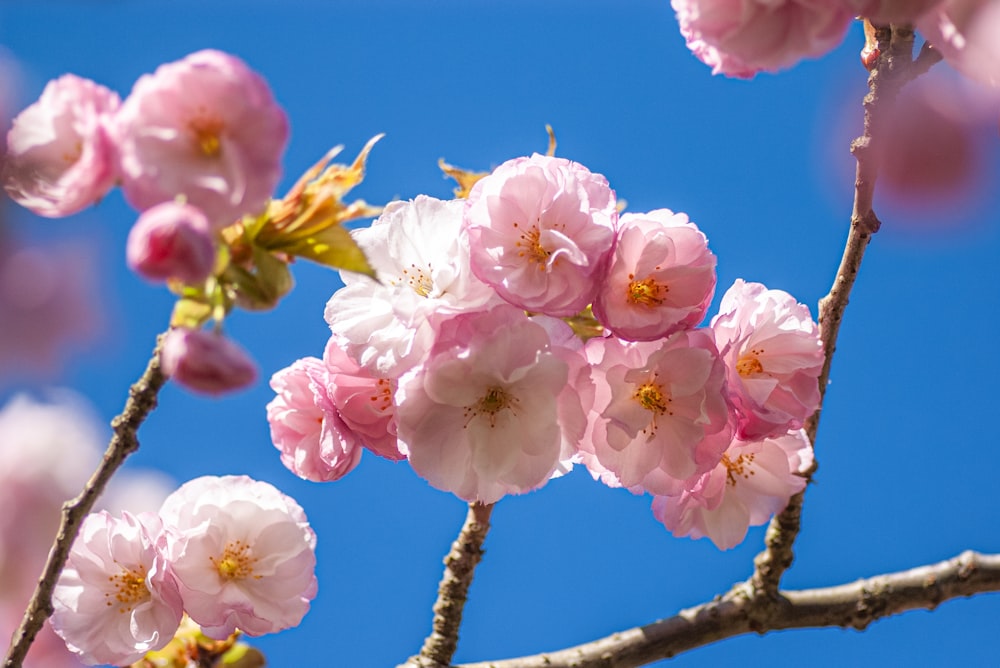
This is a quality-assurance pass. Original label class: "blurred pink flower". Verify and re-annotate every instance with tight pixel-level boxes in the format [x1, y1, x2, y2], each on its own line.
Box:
[116, 49, 288, 228]
[159, 475, 317, 639]
[592, 209, 716, 342]
[583, 330, 732, 495]
[126, 201, 216, 284]
[670, 0, 854, 78]
[711, 279, 823, 441]
[325, 196, 497, 377]
[51, 511, 182, 666]
[2, 74, 119, 217]
[651, 429, 812, 550]
[0, 241, 102, 379]
[918, 0, 1000, 87]
[266, 356, 364, 482]
[161, 328, 257, 395]
[851, 0, 944, 22]
[396, 305, 575, 504]
[464, 153, 617, 317]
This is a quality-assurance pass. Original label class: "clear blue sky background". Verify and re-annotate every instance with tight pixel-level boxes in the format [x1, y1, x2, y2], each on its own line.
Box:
[2, 2, 999, 666]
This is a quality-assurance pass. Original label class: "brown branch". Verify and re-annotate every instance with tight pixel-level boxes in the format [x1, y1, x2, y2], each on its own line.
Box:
[749, 22, 940, 597]
[3, 336, 167, 668]
[401, 502, 495, 668]
[458, 550, 1000, 668]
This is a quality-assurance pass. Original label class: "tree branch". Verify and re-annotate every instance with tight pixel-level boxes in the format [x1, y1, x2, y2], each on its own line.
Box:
[458, 550, 1000, 668]
[749, 22, 938, 597]
[3, 335, 168, 668]
[401, 502, 495, 668]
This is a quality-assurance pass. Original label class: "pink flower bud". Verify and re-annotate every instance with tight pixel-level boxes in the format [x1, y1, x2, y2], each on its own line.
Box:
[126, 202, 216, 284]
[160, 328, 257, 395]
[3, 74, 120, 217]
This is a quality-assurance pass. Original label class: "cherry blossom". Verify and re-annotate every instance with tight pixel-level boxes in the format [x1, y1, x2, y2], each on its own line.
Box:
[464, 153, 617, 317]
[917, 0, 1000, 87]
[711, 279, 823, 440]
[395, 305, 577, 504]
[323, 337, 403, 462]
[651, 429, 813, 550]
[50, 511, 183, 666]
[592, 209, 716, 342]
[161, 328, 257, 395]
[266, 356, 364, 482]
[670, 0, 855, 78]
[158, 475, 318, 639]
[116, 49, 288, 228]
[325, 195, 497, 376]
[2, 74, 120, 217]
[583, 330, 732, 496]
[126, 201, 216, 285]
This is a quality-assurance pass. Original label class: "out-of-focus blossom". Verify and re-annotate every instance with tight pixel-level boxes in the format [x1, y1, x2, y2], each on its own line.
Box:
[876, 75, 993, 210]
[583, 330, 732, 496]
[323, 338, 403, 461]
[851, 0, 944, 22]
[51, 511, 183, 666]
[464, 153, 617, 317]
[592, 209, 716, 341]
[266, 356, 364, 482]
[918, 0, 1000, 87]
[0, 241, 102, 380]
[2, 75, 119, 217]
[711, 279, 823, 441]
[159, 475, 317, 639]
[325, 196, 496, 377]
[651, 429, 813, 549]
[396, 305, 577, 504]
[126, 201, 216, 284]
[116, 49, 288, 228]
[670, 0, 855, 78]
[160, 327, 257, 395]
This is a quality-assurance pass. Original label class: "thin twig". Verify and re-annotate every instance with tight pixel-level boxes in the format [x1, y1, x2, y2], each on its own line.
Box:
[3, 335, 168, 668]
[457, 550, 1000, 668]
[401, 502, 495, 668]
[750, 22, 938, 597]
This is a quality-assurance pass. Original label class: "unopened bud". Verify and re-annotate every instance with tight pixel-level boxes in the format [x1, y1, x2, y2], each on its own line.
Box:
[161, 328, 257, 395]
[127, 202, 216, 285]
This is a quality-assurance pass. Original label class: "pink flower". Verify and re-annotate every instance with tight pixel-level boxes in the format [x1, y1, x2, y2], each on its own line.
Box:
[158, 475, 317, 639]
[126, 201, 216, 285]
[592, 209, 716, 342]
[2, 74, 120, 217]
[670, 0, 855, 78]
[464, 153, 617, 317]
[116, 50, 288, 228]
[323, 338, 403, 461]
[851, 0, 944, 22]
[651, 429, 813, 550]
[325, 196, 498, 377]
[266, 356, 364, 482]
[711, 279, 823, 441]
[161, 328, 257, 395]
[583, 330, 732, 496]
[396, 305, 577, 504]
[917, 0, 1000, 87]
[50, 511, 183, 666]
[0, 242, 102, 380]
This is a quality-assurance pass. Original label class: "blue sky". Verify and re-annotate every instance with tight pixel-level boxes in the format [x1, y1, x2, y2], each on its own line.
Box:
[2, 1, 999, 666]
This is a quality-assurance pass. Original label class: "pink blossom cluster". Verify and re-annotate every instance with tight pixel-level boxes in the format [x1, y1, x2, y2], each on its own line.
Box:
[2, 49, 288, 284]
[50, 475, 317, 666]
[271, 153, 823, 547]
[670, 0, 1000, 82]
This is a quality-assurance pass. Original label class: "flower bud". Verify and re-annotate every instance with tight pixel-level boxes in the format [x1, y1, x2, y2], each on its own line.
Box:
[160, 328, 257, 395]
[126, 202, 215, 284]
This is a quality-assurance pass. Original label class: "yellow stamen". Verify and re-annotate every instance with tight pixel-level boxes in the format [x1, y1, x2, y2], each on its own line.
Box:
[464, 386, 518, 428]
[722, 452, 756, 486]
[736, 348, 765, 377]
[104, 564, 150, 614]
[627, 273, 668, 307]
[210, 539, 260, 581]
